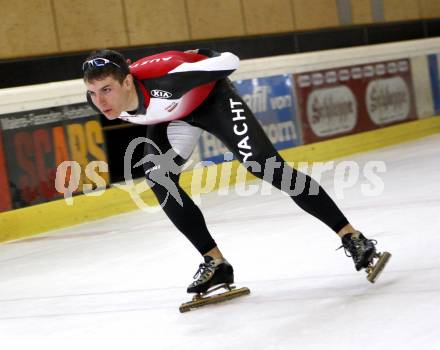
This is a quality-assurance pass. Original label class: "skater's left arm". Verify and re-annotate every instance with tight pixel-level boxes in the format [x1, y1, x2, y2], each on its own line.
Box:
[174, 48, 240, 80]
[142, 49, 239, 97]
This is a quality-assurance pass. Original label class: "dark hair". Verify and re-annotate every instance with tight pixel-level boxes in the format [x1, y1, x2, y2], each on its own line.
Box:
[83, 49, 130, 84]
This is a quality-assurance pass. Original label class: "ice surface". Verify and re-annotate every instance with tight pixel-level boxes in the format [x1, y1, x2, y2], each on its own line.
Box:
[1, 135, 439, 350]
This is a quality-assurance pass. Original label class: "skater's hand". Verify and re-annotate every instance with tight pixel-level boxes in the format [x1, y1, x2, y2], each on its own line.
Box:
[184, 49, 199, 55]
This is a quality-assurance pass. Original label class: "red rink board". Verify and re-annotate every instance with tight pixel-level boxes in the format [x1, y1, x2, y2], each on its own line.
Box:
[0, 130, 12, 212]
[294, 59, 418, 144]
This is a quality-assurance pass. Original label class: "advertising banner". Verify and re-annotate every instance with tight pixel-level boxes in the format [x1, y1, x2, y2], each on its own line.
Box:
[428, 54, 440, 114]
[0, 104, 109, 209]
[294, 59, 418, 144]
[198, 75, 301, 163]
[0, 129, 12, 212]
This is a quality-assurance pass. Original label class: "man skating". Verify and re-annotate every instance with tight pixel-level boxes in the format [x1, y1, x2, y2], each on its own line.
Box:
[82, 48, 390, 308]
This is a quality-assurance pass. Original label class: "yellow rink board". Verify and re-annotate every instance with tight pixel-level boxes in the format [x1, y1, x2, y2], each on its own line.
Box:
[1, 116, 440, 243]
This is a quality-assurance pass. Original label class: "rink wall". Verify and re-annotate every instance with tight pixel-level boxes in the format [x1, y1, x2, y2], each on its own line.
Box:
[2, 38, 440, 242]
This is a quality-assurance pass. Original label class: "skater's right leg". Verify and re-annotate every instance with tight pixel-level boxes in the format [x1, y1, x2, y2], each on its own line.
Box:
[143, 122, 233, 292]
[203, 246, 225, 260]
[143, 122, 218, 256]
[187, 255, 234, 294]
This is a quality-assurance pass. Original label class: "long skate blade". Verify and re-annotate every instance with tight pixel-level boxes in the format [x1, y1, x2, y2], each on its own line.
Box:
[367, 252, 392, 283]
[179, 287, 250, 313]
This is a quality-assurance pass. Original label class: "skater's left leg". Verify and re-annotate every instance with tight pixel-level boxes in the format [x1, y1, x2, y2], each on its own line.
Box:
[190, 79, 350, 234]
[188, 79, 390, 279]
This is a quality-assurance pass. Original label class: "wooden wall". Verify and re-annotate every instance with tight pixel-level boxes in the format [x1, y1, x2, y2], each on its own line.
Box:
[350, 0, 373, 24]
[416, 0, 440, 19]
[383, 0, 421, 21]
[0, 0, 58, 58]
[0, 0, 439, 59]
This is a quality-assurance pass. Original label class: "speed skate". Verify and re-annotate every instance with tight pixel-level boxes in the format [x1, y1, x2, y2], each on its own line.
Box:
[179, 284, 250, 313]
[365, 251, 392, 283]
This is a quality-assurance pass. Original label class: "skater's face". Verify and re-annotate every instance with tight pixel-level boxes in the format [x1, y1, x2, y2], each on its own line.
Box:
[85, 75, 134, 120]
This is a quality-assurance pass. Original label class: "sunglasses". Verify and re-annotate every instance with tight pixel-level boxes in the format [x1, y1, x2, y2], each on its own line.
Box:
[82, 58, 121, 72]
